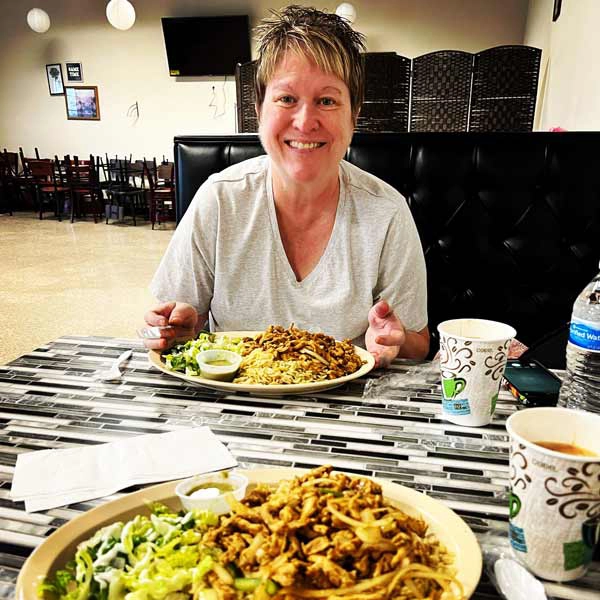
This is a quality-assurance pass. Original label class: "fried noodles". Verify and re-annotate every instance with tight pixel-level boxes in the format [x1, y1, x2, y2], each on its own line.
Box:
[234, 325, 365, 384]
[202, 465, 464, 599]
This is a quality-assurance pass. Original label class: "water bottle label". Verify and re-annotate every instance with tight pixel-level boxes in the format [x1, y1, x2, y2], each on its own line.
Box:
[569, 318, 600, 351]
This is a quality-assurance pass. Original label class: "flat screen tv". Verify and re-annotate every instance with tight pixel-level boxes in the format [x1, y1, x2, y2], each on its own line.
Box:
[161, 16, 251, 77]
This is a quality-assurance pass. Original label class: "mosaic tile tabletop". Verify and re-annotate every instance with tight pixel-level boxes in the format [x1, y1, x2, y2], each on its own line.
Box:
[0, 336, 598, 599]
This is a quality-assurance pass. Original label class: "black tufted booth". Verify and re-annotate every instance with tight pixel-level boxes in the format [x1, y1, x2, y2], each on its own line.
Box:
[174, 133, 600, 364]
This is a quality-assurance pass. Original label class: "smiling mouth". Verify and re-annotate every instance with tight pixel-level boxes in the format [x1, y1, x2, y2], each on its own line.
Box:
[285, 141, 326, 150]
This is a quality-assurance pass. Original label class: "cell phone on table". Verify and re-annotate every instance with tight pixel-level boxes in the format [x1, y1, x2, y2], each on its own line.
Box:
[503, 359, 562, 407]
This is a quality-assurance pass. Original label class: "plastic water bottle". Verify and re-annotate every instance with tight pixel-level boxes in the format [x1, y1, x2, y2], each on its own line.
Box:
[558, 265, 600, 413]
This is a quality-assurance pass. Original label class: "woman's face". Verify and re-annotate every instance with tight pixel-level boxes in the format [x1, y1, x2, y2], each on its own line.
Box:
[257, 52, 354, 190]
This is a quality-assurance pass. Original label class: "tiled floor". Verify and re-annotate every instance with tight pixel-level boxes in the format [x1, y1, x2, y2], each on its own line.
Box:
[0, 212, 174, 365]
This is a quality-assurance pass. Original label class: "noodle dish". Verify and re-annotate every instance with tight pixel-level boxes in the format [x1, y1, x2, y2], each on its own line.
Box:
[40, 466, 464, 600]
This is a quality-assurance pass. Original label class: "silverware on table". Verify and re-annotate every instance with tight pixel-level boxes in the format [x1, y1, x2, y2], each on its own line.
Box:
[95, 349, 133, 382]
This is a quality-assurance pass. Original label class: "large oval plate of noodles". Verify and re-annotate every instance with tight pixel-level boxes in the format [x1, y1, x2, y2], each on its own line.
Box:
[17, 466, 481, 600]
[148, 327, 375, 395]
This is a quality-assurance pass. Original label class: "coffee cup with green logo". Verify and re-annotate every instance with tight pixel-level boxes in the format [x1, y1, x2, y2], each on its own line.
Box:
[506, 407, 600, 581]
[437, 318, 515, 426]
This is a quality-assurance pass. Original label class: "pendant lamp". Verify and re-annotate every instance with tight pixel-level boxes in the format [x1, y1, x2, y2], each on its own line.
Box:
[27, 8, 51, 33]
[335, 3, 357, 24]
[106, 0, 136, 31]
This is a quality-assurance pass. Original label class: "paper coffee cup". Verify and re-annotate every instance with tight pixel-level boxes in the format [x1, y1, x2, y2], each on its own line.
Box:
[506, 407, 600, 581]
[437, 318, 516, 426]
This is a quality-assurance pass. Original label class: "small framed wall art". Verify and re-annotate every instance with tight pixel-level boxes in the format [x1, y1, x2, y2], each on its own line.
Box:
[46, 63, 64, 96]
[65, 62, 83, 82]
[64, 86, 100, 121]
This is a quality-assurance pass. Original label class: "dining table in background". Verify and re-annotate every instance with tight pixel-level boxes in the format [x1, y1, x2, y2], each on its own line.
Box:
[0, 335, 598, 599]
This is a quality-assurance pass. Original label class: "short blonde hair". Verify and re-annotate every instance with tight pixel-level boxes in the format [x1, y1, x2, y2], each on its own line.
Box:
[254, 5, 366, 120]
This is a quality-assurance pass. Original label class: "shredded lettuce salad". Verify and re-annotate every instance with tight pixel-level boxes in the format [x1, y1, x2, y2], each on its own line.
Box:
[163, 333, 245, 377]
[38, 502, 277, 600]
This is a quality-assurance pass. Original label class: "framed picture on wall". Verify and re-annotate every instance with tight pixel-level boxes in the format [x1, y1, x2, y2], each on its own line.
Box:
[46, 64, 64, 96]
[64, 86, 100, 121]
[65, 62, 83, 82]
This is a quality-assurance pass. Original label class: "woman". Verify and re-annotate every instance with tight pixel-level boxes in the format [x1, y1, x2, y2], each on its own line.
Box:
[145, 6, 429, 367]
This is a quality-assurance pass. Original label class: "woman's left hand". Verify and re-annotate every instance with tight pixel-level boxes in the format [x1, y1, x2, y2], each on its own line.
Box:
[365, 300, 406, 368]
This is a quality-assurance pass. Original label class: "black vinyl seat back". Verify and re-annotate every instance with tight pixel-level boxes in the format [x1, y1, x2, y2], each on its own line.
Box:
[174, 132, 600, 363]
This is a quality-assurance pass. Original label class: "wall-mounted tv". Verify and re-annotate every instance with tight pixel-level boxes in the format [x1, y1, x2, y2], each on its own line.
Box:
[161, 16, 251, 77]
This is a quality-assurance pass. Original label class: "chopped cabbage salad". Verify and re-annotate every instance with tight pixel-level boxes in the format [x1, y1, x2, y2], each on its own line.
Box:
[163, 333, 245, 377]
[38, 502, 277, 599]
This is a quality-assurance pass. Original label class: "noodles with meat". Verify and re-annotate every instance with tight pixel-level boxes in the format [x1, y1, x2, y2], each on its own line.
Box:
[202, 465, 464, 599]
[234, 326, 365, 384]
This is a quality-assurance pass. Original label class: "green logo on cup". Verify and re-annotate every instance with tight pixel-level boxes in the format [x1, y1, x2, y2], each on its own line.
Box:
[563, 539, 593, 571]
[509, 492, 521, 518]
[491, 393, 498, 415]
[442, 377, 466, 399]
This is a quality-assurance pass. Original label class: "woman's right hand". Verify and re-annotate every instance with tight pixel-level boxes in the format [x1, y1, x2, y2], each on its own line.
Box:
[142, 301, 200, 350]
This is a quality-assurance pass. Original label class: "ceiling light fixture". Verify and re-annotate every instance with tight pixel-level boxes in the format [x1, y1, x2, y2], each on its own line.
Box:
[27, 8, 51, 33]
[335, 3, 357, 25]
[106, 0, 136, 31]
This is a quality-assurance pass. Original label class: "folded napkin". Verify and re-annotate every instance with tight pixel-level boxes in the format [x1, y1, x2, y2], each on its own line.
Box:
[11, 426, 237, 512]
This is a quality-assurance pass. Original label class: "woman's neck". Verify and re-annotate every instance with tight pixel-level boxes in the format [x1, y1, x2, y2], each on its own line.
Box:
[271, 169, 340, 221]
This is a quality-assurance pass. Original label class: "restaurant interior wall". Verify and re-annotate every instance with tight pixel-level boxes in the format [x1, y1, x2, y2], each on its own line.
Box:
[524, 0, 600, 131]
[0, 0, 528, 162]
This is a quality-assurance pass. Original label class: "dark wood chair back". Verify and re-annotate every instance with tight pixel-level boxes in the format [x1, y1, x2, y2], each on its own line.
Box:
[64, 155, 91, 187]
[143, 159, 175, 229]
[143, 160, 158, 191]
[102, 156, 120, 188]
[157, 162, 174, 183]
[130, 159, 146, 187]
[19, 147, 41, 175]
[28, 159, 54, 183]
[1, 150, 19, 176]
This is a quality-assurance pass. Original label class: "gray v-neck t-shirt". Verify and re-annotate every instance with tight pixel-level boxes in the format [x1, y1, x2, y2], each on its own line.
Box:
[150, 155, 427, 346]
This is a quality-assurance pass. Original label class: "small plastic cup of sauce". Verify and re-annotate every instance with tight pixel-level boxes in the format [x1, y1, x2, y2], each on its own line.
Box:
[196, 349, 242, 381]
[175, 470, 248, 514]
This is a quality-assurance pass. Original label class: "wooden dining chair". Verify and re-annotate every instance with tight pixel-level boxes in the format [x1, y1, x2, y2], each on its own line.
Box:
[105, 158, 145, 225]
[16, 147, 45, 210]
[92, 155, 111, 209]
[143, 160, 175, 229]
[144, 158, 174, 190]
[64, 155, 103, 223]
[28, 158, 69, 220]
[0, 150, 20, 215]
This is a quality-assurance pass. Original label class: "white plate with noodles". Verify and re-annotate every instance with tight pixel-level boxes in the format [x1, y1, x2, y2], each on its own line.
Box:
[17, 467, 482, 600]
[148, 329, 376, 395]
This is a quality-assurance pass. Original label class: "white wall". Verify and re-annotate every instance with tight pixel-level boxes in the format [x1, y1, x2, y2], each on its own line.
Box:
[525, 0, 600, 131]
[0, 0, 528, 161]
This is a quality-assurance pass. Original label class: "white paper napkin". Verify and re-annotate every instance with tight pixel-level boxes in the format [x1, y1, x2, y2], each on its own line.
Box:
[11, 426, 237, 512]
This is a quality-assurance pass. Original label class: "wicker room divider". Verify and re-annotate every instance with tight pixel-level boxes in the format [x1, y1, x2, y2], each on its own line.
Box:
[410, 50, 472, 132]
[234, 45, 541, 133]
[235, 61, 258, 134]
[469, 45, 542, 132]
[355, 52, 411, 133]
